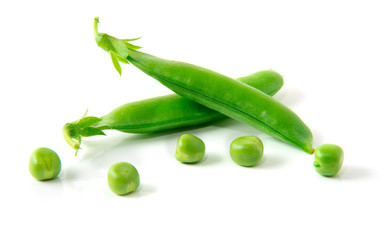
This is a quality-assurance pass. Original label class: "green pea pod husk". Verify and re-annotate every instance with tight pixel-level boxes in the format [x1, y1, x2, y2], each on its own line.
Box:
[92, 17, 314, 154]
[63, 69, 284, 153]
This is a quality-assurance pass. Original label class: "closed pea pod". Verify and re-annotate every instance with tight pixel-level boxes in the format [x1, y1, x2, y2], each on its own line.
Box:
[93, 18, 314, 154]
[63, 69, 284, 152]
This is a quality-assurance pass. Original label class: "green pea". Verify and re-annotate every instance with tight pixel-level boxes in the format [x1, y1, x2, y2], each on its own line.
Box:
[313, 144, 344, 177]
[175, 134, 205, 163]
[29, 147, 61, 181]
[107, 162, 140, 195]
[230, 136, 264, 167]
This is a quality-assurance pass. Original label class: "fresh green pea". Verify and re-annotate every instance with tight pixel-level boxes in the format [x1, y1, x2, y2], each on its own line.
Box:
[175, 134, 205, 163]
[230, 136, 264, 167]
[94, 18, 314, 154]
[313, 144, 344, 177]
[29, 147, 61, 181]
[107, 162, 140, 195]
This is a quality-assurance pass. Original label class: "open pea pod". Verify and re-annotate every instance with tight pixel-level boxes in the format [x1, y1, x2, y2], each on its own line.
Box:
[92, 17, 314, 154]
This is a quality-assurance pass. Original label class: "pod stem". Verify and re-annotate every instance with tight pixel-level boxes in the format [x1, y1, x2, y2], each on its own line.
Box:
[93, 17, 100, 39]
[93, 17, 142, 75]
[63, 111, 106, 155]
[63, 123, 81, 152]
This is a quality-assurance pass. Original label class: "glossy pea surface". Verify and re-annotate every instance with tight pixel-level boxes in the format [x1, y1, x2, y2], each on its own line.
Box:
[313, 144, 344, 177]
[108, 162, 140, 195]
[175, 134, 205, 163]
[29, 147, 61, 181]
[230, 136, 264, 167]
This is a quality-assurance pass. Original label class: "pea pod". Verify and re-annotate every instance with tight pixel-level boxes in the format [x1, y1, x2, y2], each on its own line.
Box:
[93, 18, 314, 153]
[63, 69, 283, 152]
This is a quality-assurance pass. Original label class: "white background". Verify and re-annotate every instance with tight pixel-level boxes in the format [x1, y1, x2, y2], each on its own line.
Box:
[1, 0, 385, 239]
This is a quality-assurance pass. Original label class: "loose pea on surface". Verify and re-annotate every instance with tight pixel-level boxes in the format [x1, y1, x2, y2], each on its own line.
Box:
[313, 144, 344, 177]
[230, 136, 264, 167]
[107, 162, 140, 195]
[175, 134, 205, 163]
[29, 147, 61, 181]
